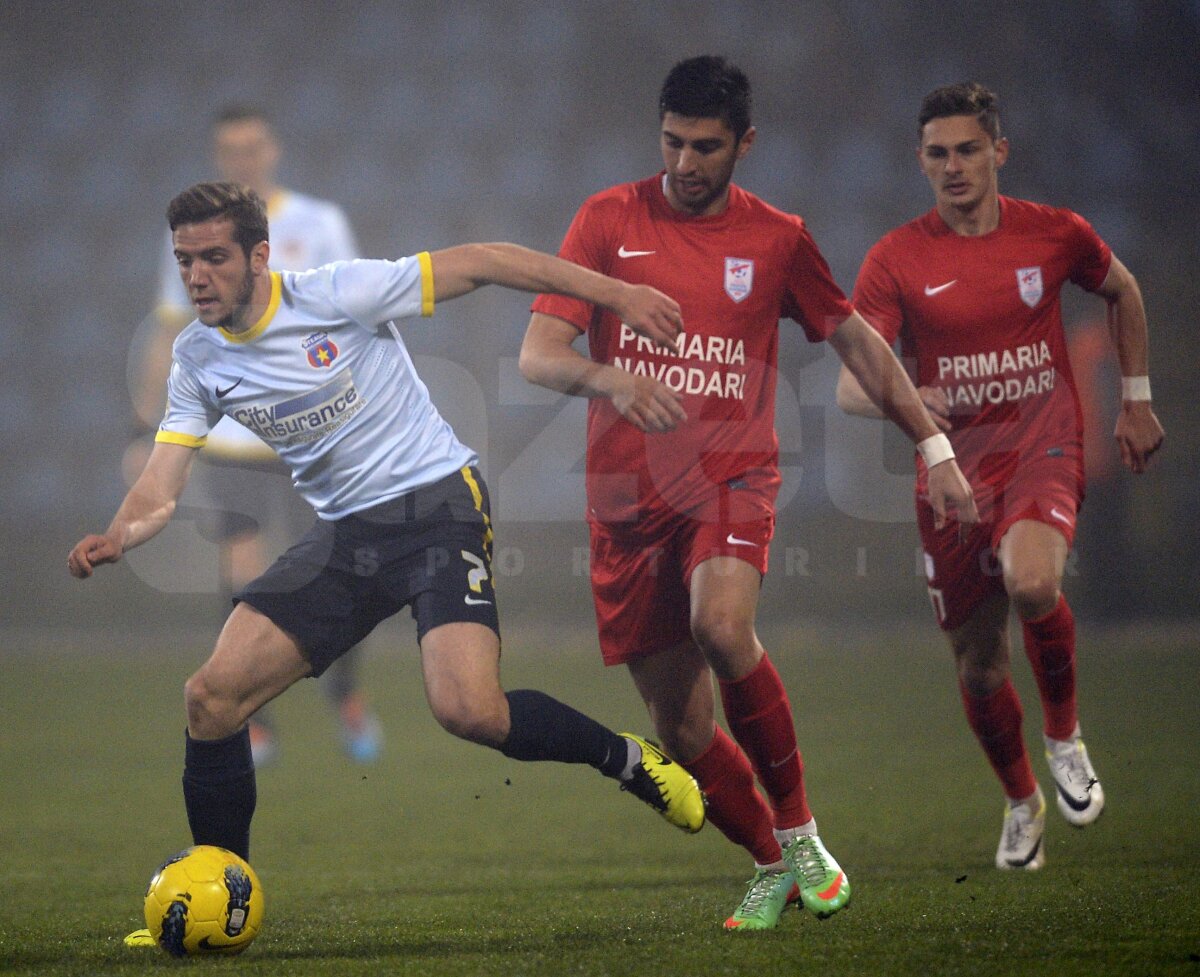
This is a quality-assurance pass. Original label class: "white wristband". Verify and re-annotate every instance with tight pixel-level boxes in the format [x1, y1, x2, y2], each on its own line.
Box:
[916, 433, 955, 468]
[1121, 375, 1152, 401]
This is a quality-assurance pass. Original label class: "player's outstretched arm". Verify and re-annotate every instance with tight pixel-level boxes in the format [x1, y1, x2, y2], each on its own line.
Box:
[67, 442, 196, 578]
[837, 365, 951, 432]
[1095, 255, 1164, 474]
[520, 313, 687, 433]
[829, 312, 978, 530]
[428, 243, 682, 348]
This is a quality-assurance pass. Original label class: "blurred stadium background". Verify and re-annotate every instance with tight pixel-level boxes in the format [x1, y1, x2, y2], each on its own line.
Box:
[1, 0, 1195, 636]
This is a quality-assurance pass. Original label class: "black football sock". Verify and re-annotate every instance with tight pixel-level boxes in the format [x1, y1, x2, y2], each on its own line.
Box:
[499, 689, 629, 778]
[182, 727, 257, 861]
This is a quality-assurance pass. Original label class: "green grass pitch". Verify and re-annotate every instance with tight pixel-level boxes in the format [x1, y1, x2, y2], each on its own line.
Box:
[0, 619, 1196, 976]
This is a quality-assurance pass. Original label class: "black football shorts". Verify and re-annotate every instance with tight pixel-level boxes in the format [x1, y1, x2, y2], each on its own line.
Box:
[234, 466, 499, 676]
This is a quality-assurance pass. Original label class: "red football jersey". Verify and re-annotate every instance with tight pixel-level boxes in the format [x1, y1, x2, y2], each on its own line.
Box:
[853, 196, 1111, 492]
[533, 174, 853, 534]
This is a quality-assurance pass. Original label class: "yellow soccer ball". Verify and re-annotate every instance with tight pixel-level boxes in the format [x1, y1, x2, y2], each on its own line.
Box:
[143, 845, 264, 956]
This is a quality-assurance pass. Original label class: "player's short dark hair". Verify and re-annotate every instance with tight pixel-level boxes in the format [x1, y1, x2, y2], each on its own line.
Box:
[166, 181, 269, 258]
[918, 82, 1001, 141]
[659, 55, 752, 141]
[212, 103, 273, 131]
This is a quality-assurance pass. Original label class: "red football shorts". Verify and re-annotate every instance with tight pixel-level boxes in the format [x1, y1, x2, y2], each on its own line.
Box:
[589, 484, 774, 666]
[917, 452, 1083, 632]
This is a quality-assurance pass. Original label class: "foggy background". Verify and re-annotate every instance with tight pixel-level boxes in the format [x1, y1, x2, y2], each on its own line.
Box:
[2, 0, 1195, 639]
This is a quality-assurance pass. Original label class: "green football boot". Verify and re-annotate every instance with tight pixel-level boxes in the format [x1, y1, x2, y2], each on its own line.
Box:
[723, 868, 798, 931]
[782, 834, 851, 919]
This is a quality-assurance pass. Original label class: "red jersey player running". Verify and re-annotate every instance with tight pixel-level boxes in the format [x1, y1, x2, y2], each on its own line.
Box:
[838, 83, 1164, 870]
[521, 55, 977, 930]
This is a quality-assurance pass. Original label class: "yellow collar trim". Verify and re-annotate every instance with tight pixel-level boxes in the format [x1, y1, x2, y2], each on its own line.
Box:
[265, 189, 289, 218]
[220, 271, 281, 344]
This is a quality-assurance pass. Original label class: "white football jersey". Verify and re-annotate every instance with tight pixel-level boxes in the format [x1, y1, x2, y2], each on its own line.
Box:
[156, 257, 477, 519]
[157, 190, 359, 459]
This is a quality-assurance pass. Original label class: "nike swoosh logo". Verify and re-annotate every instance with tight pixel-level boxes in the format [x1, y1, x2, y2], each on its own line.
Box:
[1054, 782, 1094, 812]
[215, 378, 245, 398]
[617, 246, 656, 258]
[1049, 507, 1072, 526]
[817, 871, 846, 900]
[725, 533, 756, 547]
[1004, 837, 1042, 868]
[464, 595, 492, 606]
[635, 738, 675, 767]
[769, 748, 798, 769]
[924, 280, 958, 296]
[195, 931, 245, 949]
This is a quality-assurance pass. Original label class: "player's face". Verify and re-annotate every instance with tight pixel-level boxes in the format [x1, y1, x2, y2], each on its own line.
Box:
[660, 113, 755, 217]
[172, 218, 268, 331]
[213, 119, 281, 195]
[918, 114, 1008, 214]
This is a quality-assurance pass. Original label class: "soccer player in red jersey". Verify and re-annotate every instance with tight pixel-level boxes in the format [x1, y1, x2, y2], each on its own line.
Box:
[521, 56, 977, 930]
[838, 83, 1164, 870]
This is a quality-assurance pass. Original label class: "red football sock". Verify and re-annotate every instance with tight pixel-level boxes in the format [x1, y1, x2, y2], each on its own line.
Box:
[685, 726, 781, 865]
[959, 678, 1037, 801]
[719, 653, 812, 830]
[1022, 594, 1078, 740]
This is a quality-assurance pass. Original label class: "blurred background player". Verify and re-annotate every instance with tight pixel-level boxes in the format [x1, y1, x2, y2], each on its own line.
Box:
[521, 55, 977, 930]
[128, 105, 379, 766]
[837, 82, 1164, 870]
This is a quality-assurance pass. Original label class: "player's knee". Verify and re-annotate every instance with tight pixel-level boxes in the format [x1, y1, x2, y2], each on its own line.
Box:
[690, 609, 755, 667]
[954, 652, 1008, 697]
[951, 631, 1009, 696]
[658, 720, 715, 766]
[1005, 571, 1059, 620]
[184, 670, 244, 738]
[431, 697, 507, 748]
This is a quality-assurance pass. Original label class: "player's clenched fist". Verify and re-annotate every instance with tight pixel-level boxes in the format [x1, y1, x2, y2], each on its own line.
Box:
[67, 533, 122, 578]
[917, 385, 953, 433]
[615, 283, 683, 350]
[1114, 401, 1164, 475]
[610, 372, 687, 433]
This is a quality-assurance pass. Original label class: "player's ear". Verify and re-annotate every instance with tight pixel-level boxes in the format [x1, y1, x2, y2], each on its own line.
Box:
[994, 136, 1010, 169]
[250, 240, 270, 272]
[736, 125, 757, 160]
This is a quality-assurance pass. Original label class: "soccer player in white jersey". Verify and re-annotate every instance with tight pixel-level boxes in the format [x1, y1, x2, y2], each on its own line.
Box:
[134, 105, 377, 767]
[72, 183, 704, 941]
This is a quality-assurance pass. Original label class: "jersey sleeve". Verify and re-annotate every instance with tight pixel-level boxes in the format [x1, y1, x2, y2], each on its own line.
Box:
[327, 253, 434, 330]
[781, 225, 854, 342]
[530, 196, 613, 333]
[155, 360, 218, 448]
[851, 242, 905, 343]
[1063, 210, 1113, 292]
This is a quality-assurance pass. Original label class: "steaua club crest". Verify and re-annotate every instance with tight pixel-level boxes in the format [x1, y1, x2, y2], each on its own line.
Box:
[724, 257, 754, 303]
[1016, 266, 1043, 308]
[303, 332, 339, 368]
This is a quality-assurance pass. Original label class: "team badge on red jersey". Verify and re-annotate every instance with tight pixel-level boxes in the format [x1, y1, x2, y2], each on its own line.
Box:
[724, 257, 754, 303]
[1016, 266, 1043, 308]
[303, 332, 340, 368]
